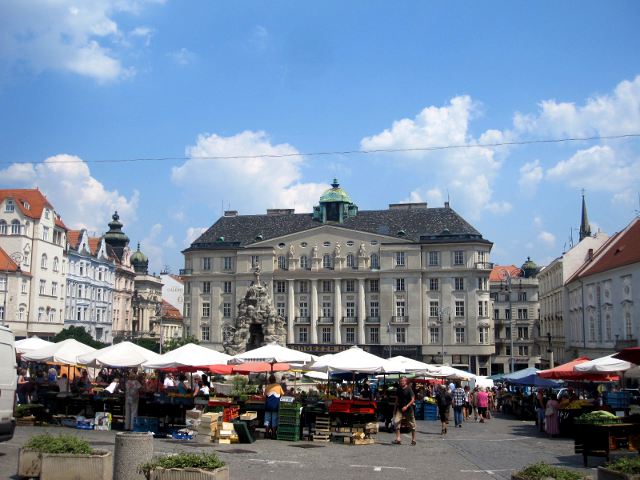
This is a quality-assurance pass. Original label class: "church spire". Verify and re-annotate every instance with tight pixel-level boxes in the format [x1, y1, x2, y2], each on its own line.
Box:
[579, 189, 591, 241]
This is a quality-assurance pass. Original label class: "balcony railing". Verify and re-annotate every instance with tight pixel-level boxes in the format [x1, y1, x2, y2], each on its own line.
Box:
[475, 262, 494, 270]
[294, 317, 311, 324]
[366, 316, 380, 324]
[318, 316, 334, 324]
[390, 316, 409, 324]
[342, 317, 358, 324]
[179, 269, 193, 275]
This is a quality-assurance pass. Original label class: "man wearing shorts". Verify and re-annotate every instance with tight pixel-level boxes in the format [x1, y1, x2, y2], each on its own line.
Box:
[392, 377, 416, 445]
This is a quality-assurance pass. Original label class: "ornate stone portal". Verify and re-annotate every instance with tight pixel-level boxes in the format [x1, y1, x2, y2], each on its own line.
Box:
[223, 267, 287, 355]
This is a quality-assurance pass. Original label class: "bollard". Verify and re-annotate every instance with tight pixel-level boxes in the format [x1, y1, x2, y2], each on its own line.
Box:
[113, 431, 154, 480]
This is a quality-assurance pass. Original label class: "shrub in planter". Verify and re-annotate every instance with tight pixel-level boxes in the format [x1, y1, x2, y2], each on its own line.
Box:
[599, 456, 640, 480]
[512, 462, 589, 480]
[140, 452, 228, 480]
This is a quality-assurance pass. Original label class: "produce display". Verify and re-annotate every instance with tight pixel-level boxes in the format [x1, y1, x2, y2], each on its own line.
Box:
[574, 410, 621, 425]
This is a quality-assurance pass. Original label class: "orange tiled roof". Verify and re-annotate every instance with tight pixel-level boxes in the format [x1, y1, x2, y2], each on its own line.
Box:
[161, 300, 183, 321]
[0, 247, 20, 272]
[88, 237, 101, 255]
[490, 265, 523, 282]
[67, 230, 82, 249]
[0, 189, 66, 229]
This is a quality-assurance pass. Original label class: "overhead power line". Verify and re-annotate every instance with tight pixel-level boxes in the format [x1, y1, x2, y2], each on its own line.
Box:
[1, 133, 639, 166]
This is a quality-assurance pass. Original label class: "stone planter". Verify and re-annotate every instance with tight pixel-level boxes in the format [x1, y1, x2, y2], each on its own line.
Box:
[149, 466, 229, 480]
[598, 467, 640, 480]
[40, 450, 112, 480]
[18, 448, 42, 478]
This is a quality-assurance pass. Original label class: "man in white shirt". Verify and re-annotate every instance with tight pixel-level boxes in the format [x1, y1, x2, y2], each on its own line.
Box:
[163, 373, 176, 389]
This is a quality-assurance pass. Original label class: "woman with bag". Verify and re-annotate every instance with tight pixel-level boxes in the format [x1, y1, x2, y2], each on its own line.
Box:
[264, 374, 284, 439]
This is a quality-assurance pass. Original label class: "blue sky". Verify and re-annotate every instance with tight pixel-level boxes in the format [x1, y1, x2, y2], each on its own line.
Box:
[1, 1, 639, 273]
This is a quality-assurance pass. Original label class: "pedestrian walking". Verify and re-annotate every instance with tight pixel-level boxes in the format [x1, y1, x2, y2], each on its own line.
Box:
[392, 377, 416, 446]
[476, 387, 489, 423]
[435, 384, 452, 435]
[452, 382, 466, 428]
[124, 373, 142, 431]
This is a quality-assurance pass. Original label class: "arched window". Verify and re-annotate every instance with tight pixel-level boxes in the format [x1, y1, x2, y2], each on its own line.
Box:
[346, 253, 355, 269]
[53, 257, 59, 272]
[11, 219, 21, 235]
[323, 254, 332, 269]
[0, 220, 6, 235]
[277, 255, 288, 270]
[18, 305, 26, 322]
[41, 254, 48, 269]
[299, 255, 309, 270]
[48, 308, 56, 322]
[371, 253, 379, 270]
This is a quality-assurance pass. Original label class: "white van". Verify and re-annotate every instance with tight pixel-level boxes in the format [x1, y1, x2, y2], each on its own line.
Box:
[0, 326, 16, 442]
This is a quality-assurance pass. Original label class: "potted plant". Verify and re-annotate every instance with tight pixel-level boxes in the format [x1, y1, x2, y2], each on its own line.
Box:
[139, 452, 229, 480]
[598, 457, 640, 480]
[18, 433, 112, 480]
[512, 462, 590, 480]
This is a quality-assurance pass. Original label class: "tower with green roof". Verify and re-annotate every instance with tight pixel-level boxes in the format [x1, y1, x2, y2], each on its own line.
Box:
[312, 178, 358, 223]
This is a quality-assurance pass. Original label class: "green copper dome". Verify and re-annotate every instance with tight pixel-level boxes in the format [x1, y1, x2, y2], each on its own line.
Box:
[319, 179, 352, 204]
[131, 243, 148, 264]
[522, 256, 539, 278]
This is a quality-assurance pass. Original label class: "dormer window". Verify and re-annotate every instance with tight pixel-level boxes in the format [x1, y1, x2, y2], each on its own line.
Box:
[5, 199, 14, 213]
[44, 209, 50, 219]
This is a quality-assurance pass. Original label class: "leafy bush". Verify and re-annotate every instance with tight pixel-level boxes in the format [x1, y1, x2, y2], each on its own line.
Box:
[24, 434, 92, 455]
[139, 453, 225, 479]
[516, 463, 585, 480]
[605, 456, 640, 475]
[16, 404, 44, 418]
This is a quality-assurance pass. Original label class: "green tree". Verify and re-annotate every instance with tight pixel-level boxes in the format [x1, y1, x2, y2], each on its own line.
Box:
[163, 335, 199, 353]
[52, 326, 107, 349]
[130, 338, 160, 353]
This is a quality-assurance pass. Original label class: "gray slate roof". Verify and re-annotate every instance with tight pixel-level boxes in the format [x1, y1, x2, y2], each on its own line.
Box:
[187, 207, 491, 251]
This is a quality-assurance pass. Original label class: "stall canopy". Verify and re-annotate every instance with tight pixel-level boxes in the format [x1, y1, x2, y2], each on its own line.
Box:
[387, 355, 433, 373]
[77, 341, 161, 368]
[574, 354, 633, 373]
[423, 365, 476, 380]
[502, 367, 561, 387]
[143, 343, 231, 370]
[231, 362, 290, 374]
[15, 336, 54, 355]
[309, 346, 404, 374]
[230, 342, 316, 365]
[23, 338, 95, 365]
[613, 348, 640, 365]
[538, 357, 618, 381]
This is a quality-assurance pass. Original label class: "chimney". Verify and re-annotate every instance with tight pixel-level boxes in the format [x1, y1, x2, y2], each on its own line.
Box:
[444, 201, 450, 209]
[587, 248, 594, 261]
[223, 210, 238, 217]
[266, 209, 295, 215]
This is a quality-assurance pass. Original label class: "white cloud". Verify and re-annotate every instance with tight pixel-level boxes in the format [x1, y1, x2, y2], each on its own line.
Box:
[130, 26, 154, 47]
[140, 223, 166, 274]
[167, 48, 196, 66]
[533, 215, 543, 228]
[0, 1, 160, 82]
[518, 159, 544, 195]
[538, 231, 556, 247]
[172, 130, 329, 214]
[185, 227, 207, 247]
[168, 210, 185, 222]
[0, 154, 139, 233]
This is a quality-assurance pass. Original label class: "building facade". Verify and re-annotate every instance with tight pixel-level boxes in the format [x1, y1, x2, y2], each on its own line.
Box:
[64, 230, 116, 343]
[0, 247, 32, 330]
[181, 180, 495, 373]
[490, 260, 541, 373]
[131, 244, 163, 339]
[0, 189, 67, 339]
[160, 273, 184, 319]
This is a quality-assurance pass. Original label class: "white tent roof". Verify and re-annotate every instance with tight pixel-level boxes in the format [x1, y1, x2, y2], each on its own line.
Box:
[230, 342, 317, 364]
[143, 343, 231, 369]
[423, 365, 476, 380]
[574, 354, 633, 373]
[309, 346, 405, 374]
[77, 341, 161, 368]
[22, 339, 95, 365]
[388, 355, 434, 373]
[15, 336, 54, 355]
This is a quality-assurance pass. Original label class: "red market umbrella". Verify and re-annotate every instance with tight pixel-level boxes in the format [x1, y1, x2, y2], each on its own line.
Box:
[613, 347, 640, 365]
[538, 357, 618, 381]
[231, 362, 290, 374]
[202, 364, 234, 375]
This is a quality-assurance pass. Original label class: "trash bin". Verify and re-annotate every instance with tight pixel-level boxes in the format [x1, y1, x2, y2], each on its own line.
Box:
[113, 431, 154, 480]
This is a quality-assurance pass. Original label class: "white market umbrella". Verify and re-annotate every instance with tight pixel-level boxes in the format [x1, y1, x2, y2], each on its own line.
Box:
[423, 365, 476, 380]
[23, 339, 95, 365]
[309, 346, 404, 374]
[230, 342, 317, 365]
[143, 343, 232, 369]
[574, 354, 633, 373]
[388, 355, 434, 373]
[77, 341, 161, 368]
[302, 370, 329, 380]
[15, 336, 54, 355]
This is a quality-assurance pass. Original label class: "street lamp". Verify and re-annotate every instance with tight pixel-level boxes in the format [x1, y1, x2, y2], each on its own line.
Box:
[438, 306, 451, 365]
[547, 332, 554, 369]
[500, 267, 523, 373]
[386, 321, 393, 359]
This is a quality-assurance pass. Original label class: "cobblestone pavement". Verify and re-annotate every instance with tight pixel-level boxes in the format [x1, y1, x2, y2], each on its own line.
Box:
[0, 414, 612, 480]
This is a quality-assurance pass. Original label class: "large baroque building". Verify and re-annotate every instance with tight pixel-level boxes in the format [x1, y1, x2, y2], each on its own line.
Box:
[130, 244, 163, 340]
[64, 230, 116, 343]
[181, 180, 495, 373]
[0, 189, 67, 339]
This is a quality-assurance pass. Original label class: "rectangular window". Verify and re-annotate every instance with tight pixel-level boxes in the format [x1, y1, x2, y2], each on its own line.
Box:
[505, 326, 511, 338]
[202, 302, 211, 317]
[428, 251, 440, 266]
[369, 301, 379, 318]
[395, 327, 406, 344]
[478, 301, 483, 317]
[42, 226, 50, 241]
[429, 301, 439, 318]
[202, 257, 211, 270]
[517, 308, 528, 320]
[430, 327, 439, 344]
[0, 277, 6, 291]
[505, 309, 511, 320]
[201, 325, 210, 342]
[346, 301, 355, 318]
[276, 302, 286, 317]
[203, 281, 211, 294]
[21, 280, 28, 294]
[518, 291, 527, 301]
[477, 277, 488, 291]
[429, 278, 439, 291]
[321, 327, 332, 343]
[369, 327, 379, 344]
[276, 281, 286, 293]
[369, 279, 379, 292]
[455, 327, 465, 344]
[39, 280, 46, 295]
[322, 254, 332, 269]
[346, 327, 356, 344]
[453, 251, 464, 266]
[185, 303, 191, 317]
[395, 278, 405, 291]
[322, 302, 332, 318]
[322, 280, 332, 293]
[479, 327, 489, 344]
[185, 282, 191, 294]
[5, 200, 14, 212]
[223, 281, 232, 294]
[223, 257, 233, 270]
[0, 306, 4, 320]
[455, 300, 465, 317]
[518, 345, 529, 356]
[395, 251, 405, 266]
[251, 255, 260, 268]
[298, 281, 309, 293]
[345, 280, 355, 293]
[454, 277, 464, 290]
[223, 303, 232, 318]
[299, 302, 308, 318]
[298, 327, 308, 343]
[518, 327, 529, 339]
[51, 282, 57, 296]
[395, 299, 406, 317]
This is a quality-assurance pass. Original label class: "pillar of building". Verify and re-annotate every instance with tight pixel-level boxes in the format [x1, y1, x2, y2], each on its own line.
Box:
[311, 279, 319, 344]
[287, 280, 295, 343]
[334, 279, 342, 344]
[357, 278, 366, 344]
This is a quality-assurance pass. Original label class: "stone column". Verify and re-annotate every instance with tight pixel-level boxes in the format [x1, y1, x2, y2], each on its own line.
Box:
[358, 278, 366, 344]
[334, 279, 342, 344]
[287, 280, 295, 343]
[311, 279, 318, 344]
